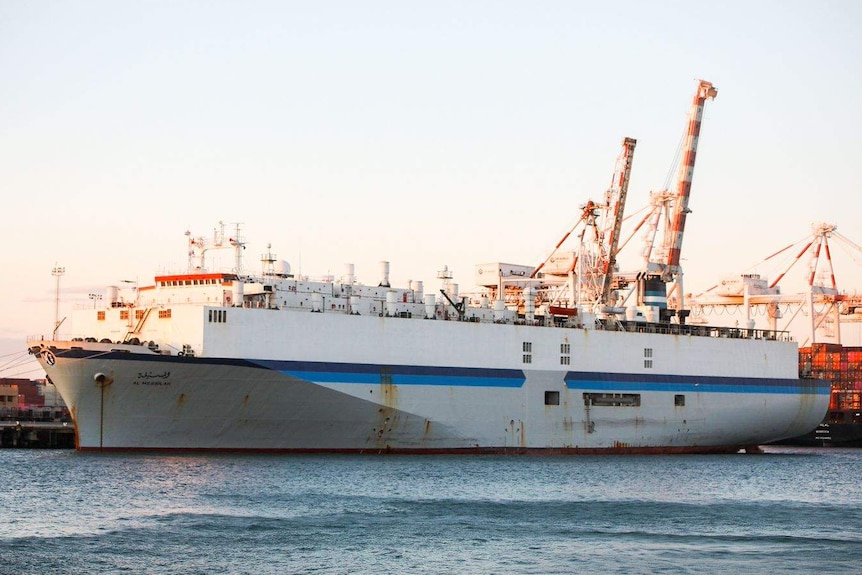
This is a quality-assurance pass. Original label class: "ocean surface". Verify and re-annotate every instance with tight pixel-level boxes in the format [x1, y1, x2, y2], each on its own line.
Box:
[1, 447, 859, 575]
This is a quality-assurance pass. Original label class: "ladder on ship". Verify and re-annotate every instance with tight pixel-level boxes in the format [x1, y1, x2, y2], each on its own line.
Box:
[124, 307, 152, 343]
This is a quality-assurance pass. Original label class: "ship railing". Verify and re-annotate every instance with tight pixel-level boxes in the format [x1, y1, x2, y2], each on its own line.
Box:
[594, 320, 791, 341]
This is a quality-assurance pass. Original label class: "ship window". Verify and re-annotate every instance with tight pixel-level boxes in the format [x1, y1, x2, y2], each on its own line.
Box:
[583, 393, 641, 407]
[560, 356, 570, 365]
[675, 394, 685, 407]
[120, 310, 129, 320]
[644, 359, 653, 368]
[97, 311, 105, 321]
[644, 348, 653, 358]
[523, 354, 532, 364]
[544, 391, 560, 406]
[208, 310, 228, 323]
[560, 343, 571, 354]
[523, 341, 532, 353]
[158, 309, 172, 319]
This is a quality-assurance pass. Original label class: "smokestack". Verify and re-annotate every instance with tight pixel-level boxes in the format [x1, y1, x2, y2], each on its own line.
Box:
[379, 261, 390, 287]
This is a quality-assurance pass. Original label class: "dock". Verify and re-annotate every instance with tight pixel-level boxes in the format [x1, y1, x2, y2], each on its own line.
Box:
[0, 419, 75, 448]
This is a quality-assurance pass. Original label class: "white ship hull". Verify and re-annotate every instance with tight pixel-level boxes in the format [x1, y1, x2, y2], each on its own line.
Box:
[30, 309, 830, 453]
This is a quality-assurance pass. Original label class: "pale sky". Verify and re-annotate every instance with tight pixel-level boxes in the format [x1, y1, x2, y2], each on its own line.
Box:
[2, 1, 861, 372]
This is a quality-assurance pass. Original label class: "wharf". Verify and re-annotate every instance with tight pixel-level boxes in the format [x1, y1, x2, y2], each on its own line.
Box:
[0, 419, 75, 449]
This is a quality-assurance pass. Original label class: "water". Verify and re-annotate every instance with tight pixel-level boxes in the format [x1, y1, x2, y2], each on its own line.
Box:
[1, 447, 859, 575]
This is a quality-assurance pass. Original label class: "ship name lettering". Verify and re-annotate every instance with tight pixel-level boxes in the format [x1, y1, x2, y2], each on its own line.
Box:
[133, 378, 172, 386]
[137, 371, 171, 379]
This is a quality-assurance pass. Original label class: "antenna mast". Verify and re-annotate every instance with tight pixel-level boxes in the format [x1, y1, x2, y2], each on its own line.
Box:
[52, 264, 65, 338]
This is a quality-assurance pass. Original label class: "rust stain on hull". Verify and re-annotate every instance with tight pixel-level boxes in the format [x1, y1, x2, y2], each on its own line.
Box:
[69, 405, 80, 450]
[380, 381, 397, 410]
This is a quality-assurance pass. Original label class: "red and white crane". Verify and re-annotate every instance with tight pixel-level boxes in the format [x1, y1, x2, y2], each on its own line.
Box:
[530, 137, 637, 310]
[687, 222, 862, 346]
[528, 80, 717, 321]
[618, 80, 718, 321]
[599, 137, 638, 305]
[663, 80, 718, 275]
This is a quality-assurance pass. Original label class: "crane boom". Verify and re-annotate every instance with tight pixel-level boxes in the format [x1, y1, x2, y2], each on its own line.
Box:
[530, 200, 596, 279]
[663, 79, 718, 273]
[599, 137, 637, 303]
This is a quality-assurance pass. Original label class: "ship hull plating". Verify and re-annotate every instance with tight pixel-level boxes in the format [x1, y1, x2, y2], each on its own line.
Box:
[33, 338, 830, 453]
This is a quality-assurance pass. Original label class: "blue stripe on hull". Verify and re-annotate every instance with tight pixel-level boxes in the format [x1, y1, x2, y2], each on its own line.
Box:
[282, 371, 524, 388]
[568, 379, 819, 395]
[266, 361, 524, 379]
[564, 371, 830, 395]
[263, 361, 526, 388]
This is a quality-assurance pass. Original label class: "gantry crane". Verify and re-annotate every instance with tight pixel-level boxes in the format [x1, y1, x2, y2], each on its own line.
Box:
[687, 222, 862, 346]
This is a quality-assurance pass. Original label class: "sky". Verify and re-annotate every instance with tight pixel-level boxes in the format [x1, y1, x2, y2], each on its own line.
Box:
[2, 0, 861, 374]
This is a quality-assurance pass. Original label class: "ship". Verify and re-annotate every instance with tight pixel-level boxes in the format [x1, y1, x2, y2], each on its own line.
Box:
[26, 80, 830, 453]
[775, 343, 862, 447]
[25, 241, 829, 453]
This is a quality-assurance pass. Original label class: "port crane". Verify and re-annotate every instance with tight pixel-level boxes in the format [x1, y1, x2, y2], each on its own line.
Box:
[614, 80, 718, 322]
[529, 137, 637, 311]
[523, 80, 718, 323]
[687, 222, 862, 346]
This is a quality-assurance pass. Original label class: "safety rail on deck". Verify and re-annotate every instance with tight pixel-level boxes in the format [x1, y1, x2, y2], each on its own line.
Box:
[593, 319, 792, 342]
[30, 305, 793, 346]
